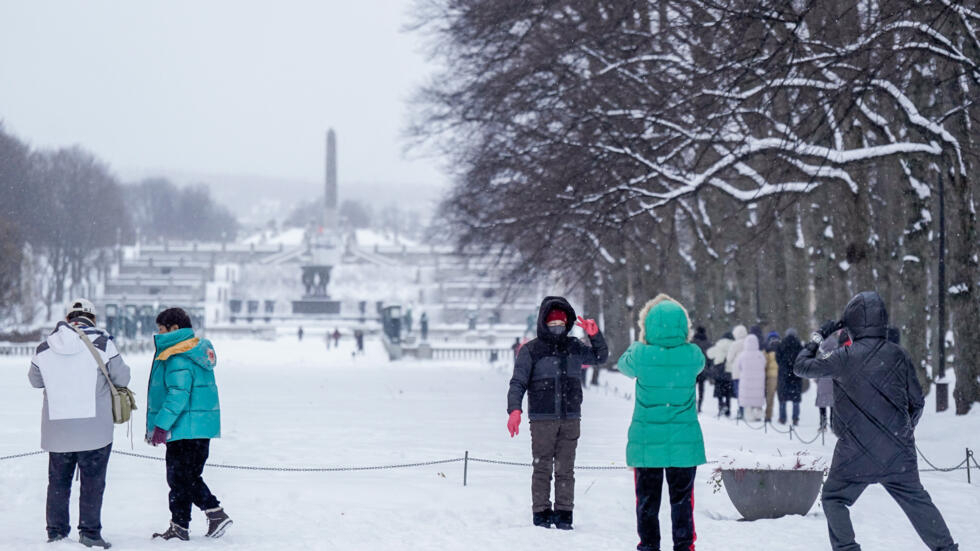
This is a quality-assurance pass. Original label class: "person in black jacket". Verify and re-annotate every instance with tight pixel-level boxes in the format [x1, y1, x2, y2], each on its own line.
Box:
[506, 296, 608, 530]
[775, 329, 803, 425]
[795, 291, 958, 551]
[691, 326, 710, 413]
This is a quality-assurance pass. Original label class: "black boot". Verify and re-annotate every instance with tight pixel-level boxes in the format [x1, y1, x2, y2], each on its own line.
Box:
[532, 509, 553, 528]
[152, 522, 189, 541]
[554, 509, 573, 530]
[204, 507, 233, 538]
[79, 535, 112, 549]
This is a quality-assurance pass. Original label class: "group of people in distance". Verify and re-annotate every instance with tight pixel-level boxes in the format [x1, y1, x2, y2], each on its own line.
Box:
[507, 292, 959, 551]
[28, 299, 230, 547]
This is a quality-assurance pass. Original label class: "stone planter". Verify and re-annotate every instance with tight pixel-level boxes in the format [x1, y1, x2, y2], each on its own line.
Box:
[720, 469, 824, 520]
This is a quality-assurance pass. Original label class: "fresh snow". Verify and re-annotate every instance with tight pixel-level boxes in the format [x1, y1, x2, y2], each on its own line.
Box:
[1, 336, 978, 550]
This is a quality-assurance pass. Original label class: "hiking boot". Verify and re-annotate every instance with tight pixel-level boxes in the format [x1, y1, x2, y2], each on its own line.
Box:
[204, 507, 233, 538]
[554, 509, 573, 530]
[79, 535, 112, 549]
[152, 522, 189, 541]
[532, 509, 553, 528]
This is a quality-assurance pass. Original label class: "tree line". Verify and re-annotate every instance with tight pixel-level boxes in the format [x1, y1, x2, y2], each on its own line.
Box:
[0, 124, 238, 324]
[412, 1, 980, 413]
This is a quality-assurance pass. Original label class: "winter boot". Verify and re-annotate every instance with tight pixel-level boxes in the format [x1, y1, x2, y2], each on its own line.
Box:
[532, 509, 553, 528]
[554, 509, 573, 530]
[204, 507, 233, 538]
[46, 534, 67, 543]
[79, 535, 112, 549]
[152, 522, 189, 541]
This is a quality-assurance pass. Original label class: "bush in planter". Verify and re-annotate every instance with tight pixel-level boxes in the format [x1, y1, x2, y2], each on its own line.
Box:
[710, 451, 828, 521]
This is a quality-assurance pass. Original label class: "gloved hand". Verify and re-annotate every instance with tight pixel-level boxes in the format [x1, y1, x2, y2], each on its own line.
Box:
[805, 341, 820, 354]
[576, 316, 600, 337]
[149, 427, 169, 446]
[507, 410, 522, 437]
[819, 319, 843, 339]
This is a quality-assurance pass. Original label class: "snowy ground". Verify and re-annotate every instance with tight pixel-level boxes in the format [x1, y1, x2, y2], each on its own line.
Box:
[1, 336, 978, 550]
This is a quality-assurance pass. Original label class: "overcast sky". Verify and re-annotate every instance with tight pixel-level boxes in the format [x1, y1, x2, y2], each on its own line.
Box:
[0, 0, 447, 197]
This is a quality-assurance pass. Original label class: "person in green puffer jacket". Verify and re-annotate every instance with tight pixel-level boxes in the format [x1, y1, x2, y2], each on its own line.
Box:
[146, 308, 232, 541]
[618, 294, 706, 551]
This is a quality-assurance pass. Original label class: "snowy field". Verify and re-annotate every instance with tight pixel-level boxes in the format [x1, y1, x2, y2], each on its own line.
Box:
[1, 336, 978, 550]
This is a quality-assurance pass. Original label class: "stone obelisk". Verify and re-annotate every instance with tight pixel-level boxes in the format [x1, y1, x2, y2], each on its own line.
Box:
[324, 128, 338, 230]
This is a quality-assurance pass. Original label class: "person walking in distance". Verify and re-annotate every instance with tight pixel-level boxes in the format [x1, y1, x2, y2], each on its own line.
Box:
[617, 294, 705, 551]
[733, 334, 767, 422]
[725, 325, 749, 419]
[147, 308, 232, 541]
[776, 329, 804, 425]
[29, 298, 131, 548]
[507, 296, 608, 530]
[763, 332, 781, 423]
[796, 292, 958, 551]
[691, 326, 711, 414]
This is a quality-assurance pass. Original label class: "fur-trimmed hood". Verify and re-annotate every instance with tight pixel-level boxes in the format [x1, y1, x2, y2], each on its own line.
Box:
[636, 293, 692, 347]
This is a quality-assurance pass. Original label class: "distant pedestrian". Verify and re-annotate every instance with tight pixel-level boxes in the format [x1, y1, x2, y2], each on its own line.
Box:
[147, 308, 232, 541]
[707, 332, 734, 417]
[511, 337, 522, 360]
[617, 294, 705, 551]
[691, 326, 711, 413]
[734, 334, 767, 422]
[796, 291, 958, 551]
[764, 331, 780, 422]
[420, 312, 429, 341]
[726, 325, 749, 419]
[354, 329, 365, 353]
[297, 326, 304, 342]
[29, 298, 131, 548]
[332, 328, 341, 348]
[507, 296, 608, 530]
[776, 329, 803, 425]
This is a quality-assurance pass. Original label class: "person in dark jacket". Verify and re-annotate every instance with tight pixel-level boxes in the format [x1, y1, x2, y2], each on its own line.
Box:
[776, 329, 803, 425]
[507, 296, 608, 530]
[691, 326, 710, 413]
[795, 291, 958, 551]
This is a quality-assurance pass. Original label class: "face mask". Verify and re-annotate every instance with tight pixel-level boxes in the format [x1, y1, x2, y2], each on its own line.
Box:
[548, 325, 566, 336]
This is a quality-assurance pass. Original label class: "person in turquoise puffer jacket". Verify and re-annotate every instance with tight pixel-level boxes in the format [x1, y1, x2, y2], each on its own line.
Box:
[146, 308, 232, 541]
[618, 294, 706, 551]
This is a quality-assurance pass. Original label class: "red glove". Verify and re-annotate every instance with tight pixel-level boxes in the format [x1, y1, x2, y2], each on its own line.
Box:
[507, 410, 522, 437]
[149, 427, 169, 446]
[576, 316, 599, 337]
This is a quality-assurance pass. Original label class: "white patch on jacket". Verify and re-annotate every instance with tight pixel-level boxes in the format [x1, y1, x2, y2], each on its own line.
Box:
[34, 325, 98, 420]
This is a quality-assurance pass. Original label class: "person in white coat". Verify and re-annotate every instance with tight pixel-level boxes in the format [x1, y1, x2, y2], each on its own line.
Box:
[725, 325, 749, 418]
[734, 335, 767, 422]
[28, 298, 130, 549]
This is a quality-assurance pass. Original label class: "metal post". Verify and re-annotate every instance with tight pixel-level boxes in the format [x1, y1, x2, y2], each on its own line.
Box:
[764, 420, 768, 434]
[821, 429, 825, 447]
[463, 451, 469, 487]
[967, 449, 972, 484]
[789, 426, 794, 441]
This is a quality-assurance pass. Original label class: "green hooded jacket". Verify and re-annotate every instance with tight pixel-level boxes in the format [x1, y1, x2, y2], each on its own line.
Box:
[146, 328, 221, 442]
[617, 294, 706, 468]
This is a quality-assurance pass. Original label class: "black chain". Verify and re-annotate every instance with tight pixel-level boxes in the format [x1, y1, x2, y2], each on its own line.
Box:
[767, 423, 793, 434]
[468, 457, 629, 470]
[792, 428, 824, 445]
[0, 450, 45, 461]
[915, 446, 970, 473]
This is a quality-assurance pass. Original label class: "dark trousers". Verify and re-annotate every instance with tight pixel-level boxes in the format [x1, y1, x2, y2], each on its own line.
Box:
[717, 395, 731, 417]
[695, 378, 705, 412]
[166, 439, 220, 527]
[47, 443, 112, 540]
[779, 400, 801, 423]
[822, 476, 957, 551]
[529, 419, 580, 512]
[635, 467, 697, 551]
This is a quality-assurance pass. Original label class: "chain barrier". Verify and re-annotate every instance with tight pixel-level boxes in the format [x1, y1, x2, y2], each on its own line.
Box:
[0, 450, 44, 461]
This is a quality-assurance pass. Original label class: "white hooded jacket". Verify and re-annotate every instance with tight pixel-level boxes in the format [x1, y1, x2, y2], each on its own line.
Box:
[725, 325, 749, 380]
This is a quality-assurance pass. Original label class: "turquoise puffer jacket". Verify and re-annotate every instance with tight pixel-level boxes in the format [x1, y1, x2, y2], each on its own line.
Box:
[618, 294, 706, 468]
[146, 328, 221, 442]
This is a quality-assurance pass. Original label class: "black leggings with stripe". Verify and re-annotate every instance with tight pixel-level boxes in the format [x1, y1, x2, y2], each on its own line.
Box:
[635, 466, 697, 551]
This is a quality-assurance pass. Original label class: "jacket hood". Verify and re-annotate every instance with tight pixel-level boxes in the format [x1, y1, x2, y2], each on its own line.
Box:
[637, 294, 690, 347]
[536, 296, 576, 342]
[46, 322, 85, 355]
[732, 325, 748, 340]
[842, 291, 888, 340]
[155, 328, 216, 370]
[743, 334, 760, 352]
